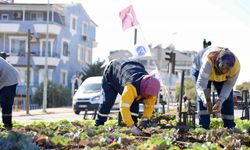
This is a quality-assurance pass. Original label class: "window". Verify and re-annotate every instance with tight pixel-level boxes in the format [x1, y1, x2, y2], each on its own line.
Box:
[15, 67, 34, 85]
[9, 37, 27, 56]
[82, 22, 88, 35]
[72, 18, 76, 30]
[62, 40, 69, 57]
[60, 70, 67, 86]
[38, 69, 53, 84]
[77, 45, 84, 62]
[30, 12, 43, 21]
[40, 39, 53, 57]
[85, 47, 91, 64]
[186, 69, 190, 76]
[13, 11, 22, 20]
[70, 15, 77, 34]
[1, 14, 9, 20]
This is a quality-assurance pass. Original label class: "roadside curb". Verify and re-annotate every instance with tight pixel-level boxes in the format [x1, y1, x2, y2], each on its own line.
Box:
[11, 107, 73, 117]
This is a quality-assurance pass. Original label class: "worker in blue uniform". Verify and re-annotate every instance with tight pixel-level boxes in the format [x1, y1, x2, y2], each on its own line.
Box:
[95, 59, 160, 135]
[0, 56, 20, 130]
[192, 47, 240, 129]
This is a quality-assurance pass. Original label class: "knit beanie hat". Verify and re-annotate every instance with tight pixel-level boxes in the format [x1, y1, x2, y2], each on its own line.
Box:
[140, 75, 160, 97]
[215, 49, 235, 74]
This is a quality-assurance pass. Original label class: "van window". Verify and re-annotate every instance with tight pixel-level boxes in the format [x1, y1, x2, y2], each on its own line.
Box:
[80, 83, 101, 93]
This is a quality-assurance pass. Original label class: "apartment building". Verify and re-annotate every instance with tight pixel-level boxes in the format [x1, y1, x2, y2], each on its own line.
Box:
[0, 3, 97, 95]
[108, 45, 196, 85]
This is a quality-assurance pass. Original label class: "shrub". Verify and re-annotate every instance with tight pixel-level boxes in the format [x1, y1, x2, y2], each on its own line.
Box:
[32, 81, 71, 108]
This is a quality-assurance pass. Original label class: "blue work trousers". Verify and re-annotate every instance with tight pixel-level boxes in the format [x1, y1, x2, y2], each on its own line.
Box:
[95, 79, 139, 126]
[0, 84, 17, 128]
[192, 69, 235, 129]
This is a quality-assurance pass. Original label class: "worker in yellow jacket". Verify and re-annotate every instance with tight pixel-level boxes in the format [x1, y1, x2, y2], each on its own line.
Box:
[95, 59, 160, 135]
[192, 47, 240, 129]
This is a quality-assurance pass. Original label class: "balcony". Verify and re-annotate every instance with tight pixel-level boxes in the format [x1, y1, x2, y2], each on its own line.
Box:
[34, 23, 62, 35]
[30, 51, 60, 67]
[0, 21, 62, 35]
[32, 56, 60, 67]
[0, 23, 19, 32]
[7, 55, 60, 67]
[0, 6, 64, 34]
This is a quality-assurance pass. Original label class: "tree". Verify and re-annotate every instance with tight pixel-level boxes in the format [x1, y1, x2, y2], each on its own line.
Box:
[81, 59, 105, 82]
[175, 79, 196, 101]
[236, 81, 250, 91]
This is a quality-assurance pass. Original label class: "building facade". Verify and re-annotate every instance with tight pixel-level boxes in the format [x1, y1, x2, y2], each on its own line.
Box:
[108, 45, 196, 83]
[0, 3, 97, 95]
[108, 45, 196, 103]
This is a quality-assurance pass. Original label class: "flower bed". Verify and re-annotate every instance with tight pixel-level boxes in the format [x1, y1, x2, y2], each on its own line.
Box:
[0, 114, 249, 149]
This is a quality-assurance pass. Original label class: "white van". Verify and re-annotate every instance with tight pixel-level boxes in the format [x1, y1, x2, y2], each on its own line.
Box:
[72, 76, 119, 114]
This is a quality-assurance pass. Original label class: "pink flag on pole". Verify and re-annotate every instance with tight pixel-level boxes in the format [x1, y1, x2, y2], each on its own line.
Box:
[119, 5, 139, 30]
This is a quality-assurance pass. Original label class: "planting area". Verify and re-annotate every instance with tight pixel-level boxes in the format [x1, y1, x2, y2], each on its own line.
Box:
[0, 114, 250, 150]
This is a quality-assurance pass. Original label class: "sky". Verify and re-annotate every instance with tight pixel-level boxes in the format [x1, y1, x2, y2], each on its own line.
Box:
[14, 0, 250, 85]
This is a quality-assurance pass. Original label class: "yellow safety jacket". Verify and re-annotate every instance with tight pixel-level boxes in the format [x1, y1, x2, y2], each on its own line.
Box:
[207, 57, 240, 82]
[120, 83, 156, 127]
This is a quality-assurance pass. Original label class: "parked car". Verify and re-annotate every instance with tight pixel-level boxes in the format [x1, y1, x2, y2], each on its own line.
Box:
[210, 90, 242, 107]
[72, 76, 119, 115]
[233, 90, 243, 107]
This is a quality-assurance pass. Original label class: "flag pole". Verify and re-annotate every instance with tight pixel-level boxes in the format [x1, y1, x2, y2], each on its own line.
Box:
[118, 28, 138, 126]
[134, 28, 137, 45]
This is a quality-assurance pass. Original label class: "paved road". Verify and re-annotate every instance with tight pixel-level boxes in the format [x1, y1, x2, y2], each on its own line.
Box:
[8, 107, 247, 123]
[11, 107, 120, 123]
[12, 107, 89, 123]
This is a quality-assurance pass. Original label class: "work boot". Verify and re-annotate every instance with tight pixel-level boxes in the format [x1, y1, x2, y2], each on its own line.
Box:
[3, 124, 12, 130]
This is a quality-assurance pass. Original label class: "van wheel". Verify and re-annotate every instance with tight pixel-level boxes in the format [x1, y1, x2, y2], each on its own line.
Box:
[74, 110, 80, 115]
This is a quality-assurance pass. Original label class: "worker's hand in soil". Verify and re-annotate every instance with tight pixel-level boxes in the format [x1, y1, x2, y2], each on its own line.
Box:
[212, 100, 223, 113]
[131, 125, 142, 136]
[138, 119, 152, 129]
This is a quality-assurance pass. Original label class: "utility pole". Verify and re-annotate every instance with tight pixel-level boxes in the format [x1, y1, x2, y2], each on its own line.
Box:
[26, 29, 31, 115]
[134, 28, 137, 45]
[43, 0, 49, 112]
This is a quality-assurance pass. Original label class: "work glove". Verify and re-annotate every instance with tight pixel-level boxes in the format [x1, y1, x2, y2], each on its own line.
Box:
[131, 126, 142, 136]
[138, 119, 151, 129]
[212, 100, 223, 113]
